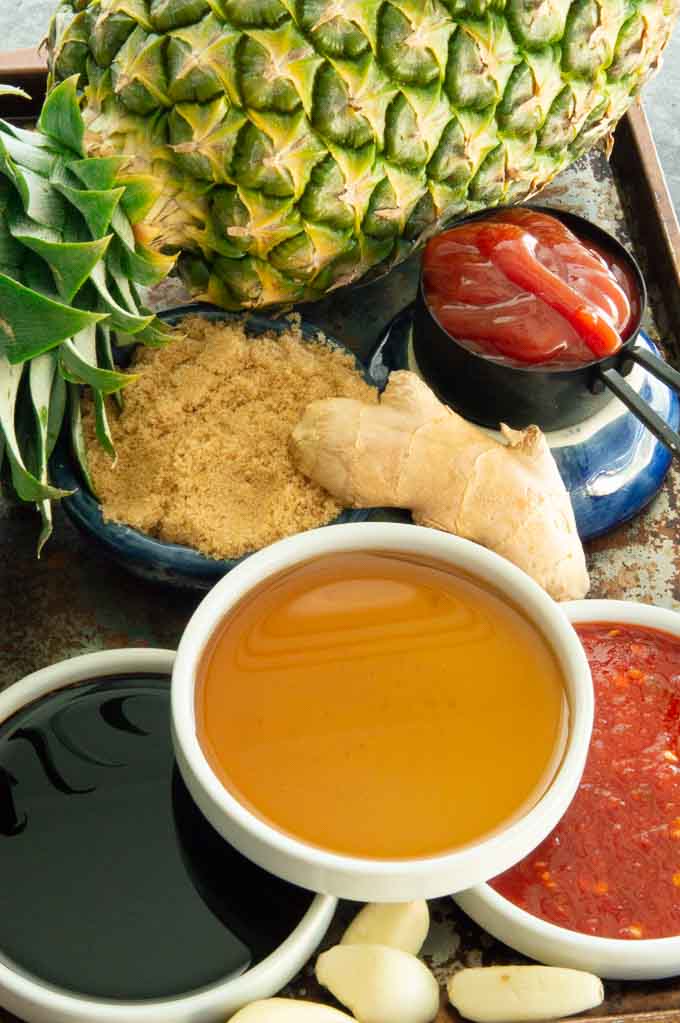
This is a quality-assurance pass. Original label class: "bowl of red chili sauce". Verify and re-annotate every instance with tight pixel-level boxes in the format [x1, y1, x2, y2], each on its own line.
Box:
[456, 599, 680, 980]
[415, 206, 645, 432]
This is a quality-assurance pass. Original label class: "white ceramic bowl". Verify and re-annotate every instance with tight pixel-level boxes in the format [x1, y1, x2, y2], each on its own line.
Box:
[0, 649, 336, 1023]
[172, 522, 594, 902]
[456, 599, 680, 981]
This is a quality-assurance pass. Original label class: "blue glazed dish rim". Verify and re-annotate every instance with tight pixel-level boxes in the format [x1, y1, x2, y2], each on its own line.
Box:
[50, 305, 373, 585]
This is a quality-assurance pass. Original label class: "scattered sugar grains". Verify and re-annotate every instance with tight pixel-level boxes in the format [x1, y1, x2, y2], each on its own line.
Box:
[82, 316, 376, 559]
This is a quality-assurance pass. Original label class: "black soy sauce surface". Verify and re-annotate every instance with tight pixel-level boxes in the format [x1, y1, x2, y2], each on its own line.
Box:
[0, 674, 313, 1001]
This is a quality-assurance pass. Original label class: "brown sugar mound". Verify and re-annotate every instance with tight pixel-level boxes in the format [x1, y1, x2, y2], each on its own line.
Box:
[82, 316, 376, 559]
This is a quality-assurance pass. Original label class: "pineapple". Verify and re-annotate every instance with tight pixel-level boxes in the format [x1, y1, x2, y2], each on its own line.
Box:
[48, 0, 678, 310]
[0, 79, 173, 548]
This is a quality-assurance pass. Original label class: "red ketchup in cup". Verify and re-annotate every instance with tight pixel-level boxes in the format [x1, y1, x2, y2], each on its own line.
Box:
[422, 209, 640, 367]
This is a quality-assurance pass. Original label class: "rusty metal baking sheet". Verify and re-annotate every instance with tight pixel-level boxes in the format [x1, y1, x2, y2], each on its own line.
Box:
[1, 96, 680, 1020]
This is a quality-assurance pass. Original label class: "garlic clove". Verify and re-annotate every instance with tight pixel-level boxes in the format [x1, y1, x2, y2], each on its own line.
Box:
[229, 998, 358, 1022]
[447, 965, 604, 1022]
[341, 902, 430, 955]
[316, 944, 440, 1023]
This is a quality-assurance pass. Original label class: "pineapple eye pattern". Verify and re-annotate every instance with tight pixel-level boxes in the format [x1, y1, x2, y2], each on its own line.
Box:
[48, 0, 677, 308]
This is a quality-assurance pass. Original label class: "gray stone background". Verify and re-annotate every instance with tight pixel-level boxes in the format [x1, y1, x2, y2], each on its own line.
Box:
[1, 0, 678, 213]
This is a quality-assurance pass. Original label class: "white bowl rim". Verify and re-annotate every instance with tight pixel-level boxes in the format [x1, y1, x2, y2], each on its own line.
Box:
[0, 648, 336, 1023]
[457, 598, 680, 963]
[172, 520, 594, 900]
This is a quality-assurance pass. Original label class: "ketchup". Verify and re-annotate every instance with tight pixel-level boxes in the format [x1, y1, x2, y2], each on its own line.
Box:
[422, 210, 640, 367]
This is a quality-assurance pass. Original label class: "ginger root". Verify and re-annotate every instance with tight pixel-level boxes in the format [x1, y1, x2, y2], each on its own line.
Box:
[290, 371, 589, 601]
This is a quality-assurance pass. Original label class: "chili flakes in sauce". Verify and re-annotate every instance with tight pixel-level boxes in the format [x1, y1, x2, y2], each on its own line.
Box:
[491, 623, 680, 940]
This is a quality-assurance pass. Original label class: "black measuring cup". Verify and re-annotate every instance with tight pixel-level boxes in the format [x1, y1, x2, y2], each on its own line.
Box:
[410, 206, 680, 455]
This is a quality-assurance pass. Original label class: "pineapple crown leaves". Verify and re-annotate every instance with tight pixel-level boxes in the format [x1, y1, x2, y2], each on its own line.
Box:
[0, 77, 176, 554]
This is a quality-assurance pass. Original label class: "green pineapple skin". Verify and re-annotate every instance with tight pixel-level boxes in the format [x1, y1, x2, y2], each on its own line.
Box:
[48, 0, 679, 310]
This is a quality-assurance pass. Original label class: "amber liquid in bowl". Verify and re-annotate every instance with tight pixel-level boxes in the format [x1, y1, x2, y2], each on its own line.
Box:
[196, 552, 568, 860]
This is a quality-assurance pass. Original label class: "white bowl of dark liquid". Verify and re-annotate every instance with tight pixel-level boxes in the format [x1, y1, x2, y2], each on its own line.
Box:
[0, 648, 335, 1023]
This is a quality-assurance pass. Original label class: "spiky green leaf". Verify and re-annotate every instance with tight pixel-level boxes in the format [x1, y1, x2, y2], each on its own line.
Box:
[106, 241, 143, 313]
[0, 356, 70, 501]
[89, 261, 154, 334]
[97, 324, 124, 410]
[60, 328, 136, 394]
[0, 272, 106, 363]
[29, 352, 59, 554]
[9, 209, 113, 302]
[126, 318, 175, 348]
[119, 174, 161, 224]
[0, 136, 29, 209]
[53, 179, 125, 239]
[0, 215, 24, 274]
[0, 85, 31, 101]
[0, 144, 67, 229]
[37, 75, 85, 157]
[93, 389, 116, 461]
[115, 236, 177, 286]
[69, 381, 95, 493]
[46, 366, 67, 457]
[0, 132, 58, 176]
[0, 120, 64, 150]
[69, 156, 128, 191]
[110, 204, 136, 251]
[22, 250, 60, 299]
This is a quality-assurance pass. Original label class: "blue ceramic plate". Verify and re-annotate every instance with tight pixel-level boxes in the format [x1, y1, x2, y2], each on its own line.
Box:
[50, 305, 372, 590]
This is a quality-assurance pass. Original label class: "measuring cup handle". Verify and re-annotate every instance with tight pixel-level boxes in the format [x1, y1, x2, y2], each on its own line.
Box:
[600, 365, 680, 458]
[628, 344, 680, 392]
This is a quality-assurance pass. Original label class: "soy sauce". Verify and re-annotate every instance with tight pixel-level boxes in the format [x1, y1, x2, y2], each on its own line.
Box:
[0, 675, 312, 1000]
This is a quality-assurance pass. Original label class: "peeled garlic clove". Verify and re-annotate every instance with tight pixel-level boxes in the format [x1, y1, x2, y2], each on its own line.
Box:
[341, 902, 430, 955]
[229, 998, 358, 1022]
[448, 965, 604, 1023]
[316, 944, 439, 1023]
